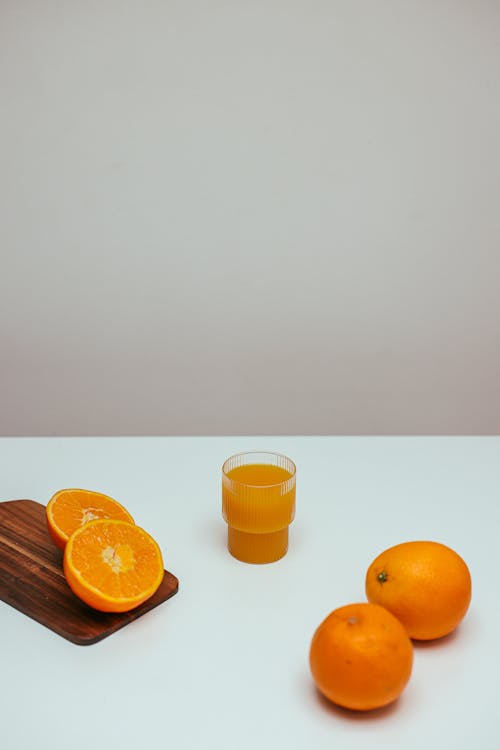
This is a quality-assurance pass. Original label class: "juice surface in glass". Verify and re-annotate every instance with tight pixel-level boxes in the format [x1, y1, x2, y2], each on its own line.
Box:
[222, 453, 296, 564]
[222, 463, 295, 532]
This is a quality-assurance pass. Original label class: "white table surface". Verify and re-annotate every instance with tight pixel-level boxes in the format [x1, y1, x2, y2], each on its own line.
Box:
[0, 437, 498, 750]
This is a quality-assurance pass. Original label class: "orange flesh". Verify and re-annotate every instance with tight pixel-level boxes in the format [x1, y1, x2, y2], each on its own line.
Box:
[46, 489, 134, 549]
[64, 519, 164, 612]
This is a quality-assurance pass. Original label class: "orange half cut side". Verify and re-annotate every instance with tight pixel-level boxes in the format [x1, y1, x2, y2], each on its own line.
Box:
[46, 488, 135, 549]
[63, 519, 164, 612]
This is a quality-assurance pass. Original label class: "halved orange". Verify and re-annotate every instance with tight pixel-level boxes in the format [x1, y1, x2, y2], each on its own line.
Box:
[46, 488, 135, 550]
[63, 519, 164, 612]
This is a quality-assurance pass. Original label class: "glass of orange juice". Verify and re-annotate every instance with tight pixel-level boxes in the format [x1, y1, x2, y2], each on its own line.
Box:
[222, 451, 296, 564]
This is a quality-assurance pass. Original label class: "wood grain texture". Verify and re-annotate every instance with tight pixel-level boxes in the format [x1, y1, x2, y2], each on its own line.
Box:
[0, 499, 178, 645]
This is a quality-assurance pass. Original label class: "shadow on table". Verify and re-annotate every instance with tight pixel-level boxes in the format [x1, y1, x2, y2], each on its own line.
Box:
[411, 625, 462, 650]
[311, 684, 405, 722]
[310, 624, 470, 720]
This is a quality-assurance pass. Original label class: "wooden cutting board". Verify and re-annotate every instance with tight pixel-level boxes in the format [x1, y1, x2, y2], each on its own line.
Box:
[0, 499, 179, 645]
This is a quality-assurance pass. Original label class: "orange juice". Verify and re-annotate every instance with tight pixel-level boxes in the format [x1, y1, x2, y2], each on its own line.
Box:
[222, 453, 296, 564]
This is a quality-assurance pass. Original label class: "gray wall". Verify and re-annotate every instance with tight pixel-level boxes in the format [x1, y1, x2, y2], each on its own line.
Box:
[2, 1, 500, 436]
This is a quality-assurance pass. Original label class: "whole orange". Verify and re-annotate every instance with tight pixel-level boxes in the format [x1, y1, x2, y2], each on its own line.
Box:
[309, 602, 413, 711]
[365, 541, 472, 640]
